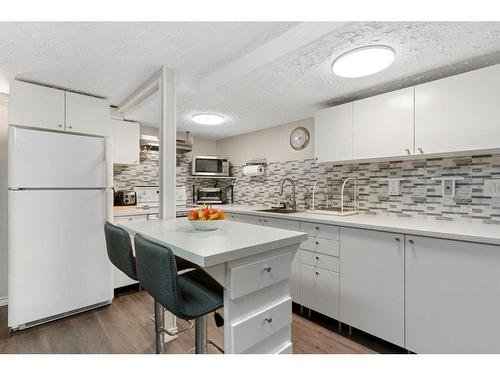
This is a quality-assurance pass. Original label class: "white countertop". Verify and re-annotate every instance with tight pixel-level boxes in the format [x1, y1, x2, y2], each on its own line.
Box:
[219, 204, 500, 246]
[119, 217, 307, 267]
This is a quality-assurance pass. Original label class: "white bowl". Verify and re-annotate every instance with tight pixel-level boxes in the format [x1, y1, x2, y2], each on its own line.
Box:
[189, 219, 224, 231]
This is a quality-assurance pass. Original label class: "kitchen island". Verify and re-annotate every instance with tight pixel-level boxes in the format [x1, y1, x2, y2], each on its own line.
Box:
[119, 217, 307, 354]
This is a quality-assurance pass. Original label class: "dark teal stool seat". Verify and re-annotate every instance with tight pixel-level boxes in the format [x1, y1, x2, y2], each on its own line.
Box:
[134, 233, 223, 354]
[104, 221, 198, 279]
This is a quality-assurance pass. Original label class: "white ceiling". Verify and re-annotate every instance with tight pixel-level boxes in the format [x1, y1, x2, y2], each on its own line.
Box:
[2, 22, 500, 140]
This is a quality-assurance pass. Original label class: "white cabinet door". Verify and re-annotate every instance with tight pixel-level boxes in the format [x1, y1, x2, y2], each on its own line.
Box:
[340, 227, 404, 347]
[65, 92, 109, 136]
[110, 119, 140, 165]
[9, 80, 65, 131]
[353, 87, 414, 159]
[300, 263, 339, 319]
[406, 235, 500, 353]
[415, 64, 500, 155]
[314, 103, 352, 162]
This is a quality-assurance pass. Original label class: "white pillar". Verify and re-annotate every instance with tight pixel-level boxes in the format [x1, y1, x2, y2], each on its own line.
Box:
[159, 66, 176, 220]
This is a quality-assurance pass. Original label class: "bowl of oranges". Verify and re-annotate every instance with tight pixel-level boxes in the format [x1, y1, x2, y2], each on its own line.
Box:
[187, 204, 226, 231]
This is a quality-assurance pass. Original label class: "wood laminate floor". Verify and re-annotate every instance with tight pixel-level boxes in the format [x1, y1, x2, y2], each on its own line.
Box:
[0, 289, 404, 354]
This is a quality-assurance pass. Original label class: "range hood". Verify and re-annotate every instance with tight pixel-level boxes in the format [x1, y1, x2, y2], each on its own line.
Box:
[140, 135, 192, 154]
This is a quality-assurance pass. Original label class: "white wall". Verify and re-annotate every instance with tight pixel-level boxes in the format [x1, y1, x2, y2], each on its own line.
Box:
[0, 94, 8, 304]
[216, 118, 314, 165]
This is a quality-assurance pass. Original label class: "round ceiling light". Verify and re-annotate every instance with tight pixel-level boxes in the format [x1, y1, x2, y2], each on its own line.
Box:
[332, 45, 395, 78]
[192, 113, 225, 125]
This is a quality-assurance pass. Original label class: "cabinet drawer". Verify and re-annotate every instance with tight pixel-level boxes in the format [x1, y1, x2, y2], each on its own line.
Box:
[300, 236, 339, 257]
[230, 252, 291, 300]
[114, 215, 148, 223]
[227, 213, 260, 225]
[300, 250, 339, 272]
[300, 264, 339, 319]
[300, 222, 339, 240]
[258, 217, 300, 231]
[230, 297, 292, 353]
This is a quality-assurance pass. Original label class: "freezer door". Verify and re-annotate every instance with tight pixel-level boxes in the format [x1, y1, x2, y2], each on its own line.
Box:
[8, 127, 106, 188]
[8, 189, 112, 328]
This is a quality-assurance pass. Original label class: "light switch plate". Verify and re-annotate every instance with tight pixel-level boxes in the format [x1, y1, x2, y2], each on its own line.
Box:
[484, 179, 500, 197]
[388, 179, 401, 196]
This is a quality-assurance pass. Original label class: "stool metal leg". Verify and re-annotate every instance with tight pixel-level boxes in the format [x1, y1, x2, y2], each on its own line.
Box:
[195, 316, 207, 354]
[154, 300, 165, 354]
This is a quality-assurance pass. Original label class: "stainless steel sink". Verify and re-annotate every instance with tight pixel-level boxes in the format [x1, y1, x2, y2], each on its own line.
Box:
[255, 208, 297, 214]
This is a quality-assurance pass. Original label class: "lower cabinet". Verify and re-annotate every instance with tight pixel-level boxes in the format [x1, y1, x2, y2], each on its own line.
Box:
[340, 227, 405, 347]
[300, 263, 340, 319]
[406, 235, 500, 353]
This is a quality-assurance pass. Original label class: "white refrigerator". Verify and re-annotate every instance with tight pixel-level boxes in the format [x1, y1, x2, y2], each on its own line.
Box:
[8, 126, 113, 330]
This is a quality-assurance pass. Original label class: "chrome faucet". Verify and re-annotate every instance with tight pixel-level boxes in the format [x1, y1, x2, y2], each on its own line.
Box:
[341, 177, 358, 214]
[279, 178, 296, 211]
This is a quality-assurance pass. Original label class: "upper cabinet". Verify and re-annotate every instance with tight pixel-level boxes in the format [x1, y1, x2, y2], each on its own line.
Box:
[65, 92, 109, 137]
[315, 63, 500, 163]
[353, 87, 414, 159]
[415, 64, 500, 155]
[110, 119, 140, 165]
[9, 80, 65, 131]
[9, 80, 109, 137]
[314, 103, 352, 162]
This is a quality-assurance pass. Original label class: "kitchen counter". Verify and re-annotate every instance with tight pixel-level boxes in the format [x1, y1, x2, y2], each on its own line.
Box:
[218, 204, 500, 246]
[119, 217, 306, 267]
[119, 217, 306, 354]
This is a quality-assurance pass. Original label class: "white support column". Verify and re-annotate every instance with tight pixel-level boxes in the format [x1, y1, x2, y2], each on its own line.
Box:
[159, 66, 176, 220]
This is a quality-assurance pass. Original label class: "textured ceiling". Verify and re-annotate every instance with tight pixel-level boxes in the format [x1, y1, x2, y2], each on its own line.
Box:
[2, 22, 500, 140]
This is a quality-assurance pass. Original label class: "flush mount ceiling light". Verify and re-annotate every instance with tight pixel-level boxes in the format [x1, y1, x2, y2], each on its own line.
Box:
[192, 113, 225, 125]
[332, 45, 395, 78]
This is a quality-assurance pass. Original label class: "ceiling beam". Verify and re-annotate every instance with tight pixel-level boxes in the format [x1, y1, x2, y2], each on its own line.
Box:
[200, 22, 352, 92]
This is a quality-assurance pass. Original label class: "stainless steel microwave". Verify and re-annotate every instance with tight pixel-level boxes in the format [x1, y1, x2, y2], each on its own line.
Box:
[192, 155, 229, 176]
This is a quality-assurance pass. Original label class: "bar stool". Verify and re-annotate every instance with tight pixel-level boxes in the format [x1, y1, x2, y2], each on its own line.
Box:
[134, 233, 224, 354]
[103, 222, 199, 340]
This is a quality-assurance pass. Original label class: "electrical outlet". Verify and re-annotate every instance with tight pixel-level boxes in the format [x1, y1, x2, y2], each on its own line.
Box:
[484, 179, 500, 197]
[388, 179, 400, 196]
[442, 180, 455, 197]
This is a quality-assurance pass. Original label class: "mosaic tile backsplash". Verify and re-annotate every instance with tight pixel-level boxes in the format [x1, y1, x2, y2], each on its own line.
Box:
[114, 150, 500, 223]
[231, 154, 500, 223]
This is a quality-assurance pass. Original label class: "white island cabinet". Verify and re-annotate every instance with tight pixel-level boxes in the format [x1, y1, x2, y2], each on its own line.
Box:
[406, 235, 500, 353]
[340, 227, 405, 347]
[120, 218, 307, 354]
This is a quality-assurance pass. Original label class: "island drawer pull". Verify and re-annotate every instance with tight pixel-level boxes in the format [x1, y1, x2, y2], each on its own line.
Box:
[264, 266, 272, 272]
[265, 317, 273, 323]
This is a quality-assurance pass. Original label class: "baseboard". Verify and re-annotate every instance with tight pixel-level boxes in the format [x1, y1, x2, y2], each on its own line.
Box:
[0, 296, 7, 307]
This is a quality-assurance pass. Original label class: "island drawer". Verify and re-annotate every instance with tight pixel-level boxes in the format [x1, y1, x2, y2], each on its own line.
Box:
[300, 236, 339, 257]
[229, 251, 291, 300]
[300, 249, 339, 272]
[300, 222, 339, 240]
[230, 297, 292, 353]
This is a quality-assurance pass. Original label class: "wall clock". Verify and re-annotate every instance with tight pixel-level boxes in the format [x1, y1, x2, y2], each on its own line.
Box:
[290, 126, 310, 151]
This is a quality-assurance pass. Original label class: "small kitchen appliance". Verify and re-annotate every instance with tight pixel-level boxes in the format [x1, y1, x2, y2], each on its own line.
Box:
[114, 190, 137, 206]
[192, 155, 229, 176]
[197, 187, 226, 205]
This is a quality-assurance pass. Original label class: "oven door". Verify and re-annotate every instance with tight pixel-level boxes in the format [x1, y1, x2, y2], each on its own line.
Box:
[192, 156, 227, 176]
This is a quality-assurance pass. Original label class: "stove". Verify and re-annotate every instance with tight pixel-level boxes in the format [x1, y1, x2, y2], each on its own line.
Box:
[134, 185, 189, 217]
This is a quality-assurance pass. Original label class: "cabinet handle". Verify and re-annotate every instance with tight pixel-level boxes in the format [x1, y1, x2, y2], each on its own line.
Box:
[264, 266, 272, 272]
[68, 125, 72, 129]
[395, 237, 400, 242]
[58, 124, 62, 128]
[315, 241, 319, 245]
[405, 148, 410, 155]
[265, 317, 273, 323]
[315, 271, 319, 276]
[408, 239, 414, 244]
[263, 219, 268, 223]
[315, 256, 319, 260]
[315, 226, 320, 230]
[418, 147, 423, 154]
